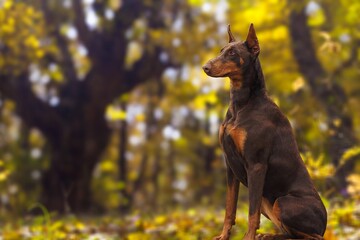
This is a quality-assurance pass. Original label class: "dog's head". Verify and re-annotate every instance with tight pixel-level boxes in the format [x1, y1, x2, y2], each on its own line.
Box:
[202, 24, 260, 78]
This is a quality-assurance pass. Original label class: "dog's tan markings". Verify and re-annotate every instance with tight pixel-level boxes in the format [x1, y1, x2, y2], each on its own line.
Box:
[248, 213, 260, 237]
[285, 228, 323, 240]
[226, 124, 247, 155]
[263, 199, 296, 237]
[229, 68, 243, 89]
[212, 60, 223, 69]
[249, 214, 260, 227]
[211, 60, 240, 77]
[230, 79, 242, 89]
[240, 57, 244, 65]
[222, 61, 240, 75]
[219, 124, 225, 148]
[261, 198, 282, 230]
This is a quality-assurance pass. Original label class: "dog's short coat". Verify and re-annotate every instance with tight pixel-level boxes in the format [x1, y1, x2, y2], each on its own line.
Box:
[202, 24, 327, 240]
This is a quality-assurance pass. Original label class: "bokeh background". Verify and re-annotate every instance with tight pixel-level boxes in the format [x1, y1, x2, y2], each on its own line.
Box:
[0, 0, 360, 239]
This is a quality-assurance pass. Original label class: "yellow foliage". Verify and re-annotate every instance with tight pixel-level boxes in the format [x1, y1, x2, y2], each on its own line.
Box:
[128, 171, 138, 181]
[324, 229, 339, 240]
[0, 1, 51, 73]
[292, 77, 305, 91]
[35, 49, 45, 58]
[109, 0, 121, 10]
[75, 221, 85, 231]
[269, 26, 288, 41]
[187, 0, 205, 6]
[333, 118, 341, 127]
[154, 215, 167, 225]
[319, 35, 341, 54]
[135, 113, 145, 122]
[301, 152, 335, 179]
[53, 230, 67, 239]
[125, 41, 143, 69]
[106, 105, 127, 121]
[338, 146, 360, 168]
[100, 160, 116, 173]
[0, 170, 10, 182]
[149, 29, 163, 41]
[2, 18, 15, 34]
[187, 208, 196, 217]
[193, 92, 218, 109]
[308, 6, 325, 26]
[347, 174, 360, 197]
[127, 232, 151, 240]
[2, 230, 21, 240]
[29, 129, 45, 147]
[3, 0, 13, 10]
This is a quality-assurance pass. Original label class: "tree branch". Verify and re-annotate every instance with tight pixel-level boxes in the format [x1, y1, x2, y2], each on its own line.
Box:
[331, 39, 360, 78]
[122, 47, 176, 93]
[0, 73, 62, 145]
[84, 0, 179, 108]
[40, 0, 78, 82]
[114, 0, 144, 30]
[110, 0, 146, 65]
[73, 0, 92, 49]
[85, 0, 175, 106]
[288, 7, 327, 87]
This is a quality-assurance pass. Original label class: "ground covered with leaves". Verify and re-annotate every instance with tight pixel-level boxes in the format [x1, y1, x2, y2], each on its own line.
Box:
[1, 200, 360, 240]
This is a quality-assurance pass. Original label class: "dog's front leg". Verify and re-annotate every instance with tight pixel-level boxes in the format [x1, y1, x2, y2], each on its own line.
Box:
[243, 163, 267, 240]
[214, 166, 240, 240]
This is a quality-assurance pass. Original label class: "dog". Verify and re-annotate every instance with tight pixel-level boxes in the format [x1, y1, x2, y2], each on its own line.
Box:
[202, 24, 327, 240]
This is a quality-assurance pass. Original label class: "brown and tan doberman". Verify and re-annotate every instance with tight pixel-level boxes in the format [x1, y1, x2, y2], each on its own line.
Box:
[202, 24, 327, 240]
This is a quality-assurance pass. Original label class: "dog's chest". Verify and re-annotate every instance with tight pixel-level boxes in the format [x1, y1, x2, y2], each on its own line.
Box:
[219, 122, 248, 185]
[219, 123, 247, 155]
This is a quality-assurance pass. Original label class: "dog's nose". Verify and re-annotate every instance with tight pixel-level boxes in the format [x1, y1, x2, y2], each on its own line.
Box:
[202, 64, 211, 74]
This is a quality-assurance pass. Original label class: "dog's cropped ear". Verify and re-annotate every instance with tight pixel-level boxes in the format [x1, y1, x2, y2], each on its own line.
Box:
[246, 23, 260, 56]
[228, 25, 236, 43]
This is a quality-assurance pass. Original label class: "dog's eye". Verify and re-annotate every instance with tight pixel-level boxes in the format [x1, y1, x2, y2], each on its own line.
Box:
[228, 50, 236, 56]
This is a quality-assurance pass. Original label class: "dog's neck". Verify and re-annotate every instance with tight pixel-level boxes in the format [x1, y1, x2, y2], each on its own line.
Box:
[228, 58, 266, 118]
[229, 80, 251, 114]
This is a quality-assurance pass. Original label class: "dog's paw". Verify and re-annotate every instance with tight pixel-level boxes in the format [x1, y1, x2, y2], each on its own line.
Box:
[255, 234, 288, 240]
[242, 232, 255, 240]
[255, 234, 268, 240]
[213, 234, 230, 240]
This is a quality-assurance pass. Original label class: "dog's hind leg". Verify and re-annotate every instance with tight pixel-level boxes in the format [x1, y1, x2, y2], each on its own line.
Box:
[256, 232, 323, 240]
[274, 195, 326, 240]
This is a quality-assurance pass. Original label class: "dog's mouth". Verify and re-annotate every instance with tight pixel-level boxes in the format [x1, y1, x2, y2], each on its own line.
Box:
[202, 61, 228, 77]
[202, 65, 240, 77]
[202, 63, 214, 76]
[202, 65, 227, 77]
[202, 61, 240, 78]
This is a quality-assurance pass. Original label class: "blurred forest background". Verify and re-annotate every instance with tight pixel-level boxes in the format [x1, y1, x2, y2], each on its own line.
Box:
[0, 0, 360, 239]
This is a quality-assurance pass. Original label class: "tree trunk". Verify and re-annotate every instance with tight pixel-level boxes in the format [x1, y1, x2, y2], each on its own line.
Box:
[41, 101, 111, 213]
[287, 3, 358, 193]
[150, 150, 161, 209]
[118, 102, 131, 213]
[41, 153, 100, 213]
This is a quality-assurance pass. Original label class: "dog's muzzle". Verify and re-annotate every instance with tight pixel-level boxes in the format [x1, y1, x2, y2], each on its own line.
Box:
[202, 63, 211, 74]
